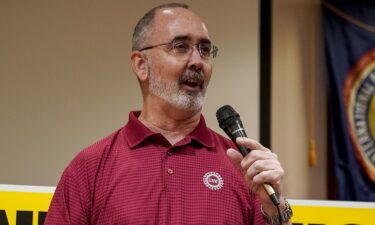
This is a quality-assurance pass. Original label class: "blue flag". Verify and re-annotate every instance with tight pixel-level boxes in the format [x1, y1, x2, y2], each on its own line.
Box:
[323, 0, 375, 201]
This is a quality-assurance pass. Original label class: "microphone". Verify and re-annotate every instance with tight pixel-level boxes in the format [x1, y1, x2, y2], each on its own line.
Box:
[216, 105, 280, 206]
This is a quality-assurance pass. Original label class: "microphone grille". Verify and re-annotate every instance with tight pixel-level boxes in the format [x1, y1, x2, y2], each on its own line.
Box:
[216, 105, 240, 128]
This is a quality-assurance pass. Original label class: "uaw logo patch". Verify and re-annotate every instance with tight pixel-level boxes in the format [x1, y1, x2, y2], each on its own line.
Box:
[203, 172, 224, 190]
[344, 48, 375, 182]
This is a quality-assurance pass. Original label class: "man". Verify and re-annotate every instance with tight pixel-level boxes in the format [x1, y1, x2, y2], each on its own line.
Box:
[45, 3, 292, 225]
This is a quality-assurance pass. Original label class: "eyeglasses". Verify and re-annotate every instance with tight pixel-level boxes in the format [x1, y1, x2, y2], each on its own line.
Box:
[138, 39, 218, 60]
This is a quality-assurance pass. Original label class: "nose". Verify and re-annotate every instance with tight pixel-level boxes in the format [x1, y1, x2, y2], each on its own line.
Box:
[187, 46, 205, 70]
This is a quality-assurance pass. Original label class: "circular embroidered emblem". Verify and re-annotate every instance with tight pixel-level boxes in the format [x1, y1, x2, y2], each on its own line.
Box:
[344, 48, 375, 182]
[203, 172, 224, 190]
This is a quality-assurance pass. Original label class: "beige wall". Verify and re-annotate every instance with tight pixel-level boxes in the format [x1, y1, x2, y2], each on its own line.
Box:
[0, 1, 260, 186]
[272, 0, 327, 199]
[0, 0, 329, 200]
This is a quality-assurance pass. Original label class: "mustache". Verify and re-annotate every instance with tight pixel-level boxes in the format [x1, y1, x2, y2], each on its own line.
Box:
[179, 70, 204, 85]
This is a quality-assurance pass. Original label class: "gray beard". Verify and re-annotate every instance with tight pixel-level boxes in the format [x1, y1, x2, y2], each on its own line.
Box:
[147, 68, 206, 111]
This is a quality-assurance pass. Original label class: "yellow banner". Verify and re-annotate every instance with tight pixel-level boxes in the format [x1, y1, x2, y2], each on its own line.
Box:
[1, 185, 375, 225]
[290, 199, 375, 225]
[0, 185, 53, 225]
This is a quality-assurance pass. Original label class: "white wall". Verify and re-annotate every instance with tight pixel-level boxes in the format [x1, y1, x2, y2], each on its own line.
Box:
[0, 1, 260, 186]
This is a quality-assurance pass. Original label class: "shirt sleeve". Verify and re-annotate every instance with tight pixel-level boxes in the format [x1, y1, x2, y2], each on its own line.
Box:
[44, 159, 91, 225]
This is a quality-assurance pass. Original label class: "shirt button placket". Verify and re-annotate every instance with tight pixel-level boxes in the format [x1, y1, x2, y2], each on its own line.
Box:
[166, 149, 174, 176]
[165, 149, 173, 175]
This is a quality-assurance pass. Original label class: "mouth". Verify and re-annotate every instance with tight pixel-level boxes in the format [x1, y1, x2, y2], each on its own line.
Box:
[180, 72, 205, 92]
[181, 78, 204, 92]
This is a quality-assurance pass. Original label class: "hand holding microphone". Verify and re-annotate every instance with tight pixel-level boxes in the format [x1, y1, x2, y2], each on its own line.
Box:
[216, 105, 284, 207]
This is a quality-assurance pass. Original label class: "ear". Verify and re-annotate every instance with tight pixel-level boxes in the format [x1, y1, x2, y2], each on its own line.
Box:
[130, 51, 148, 81]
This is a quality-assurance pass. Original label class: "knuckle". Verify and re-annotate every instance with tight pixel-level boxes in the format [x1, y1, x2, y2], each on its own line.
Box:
[246, 169, 252, 177]
[240, 159, 247, 169]
[252, 160, 263, 171]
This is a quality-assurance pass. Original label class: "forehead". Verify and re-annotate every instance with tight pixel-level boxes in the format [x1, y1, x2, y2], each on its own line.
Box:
[150, 7, 210, 43]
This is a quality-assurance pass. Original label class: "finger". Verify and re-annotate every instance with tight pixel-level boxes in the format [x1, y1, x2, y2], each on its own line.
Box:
[226, 148, 244, 171]
[236, 137, 269, 151]
[252, 169, 284, 188]
[244, 159, 281, 180]
[240, 150, 278, 169]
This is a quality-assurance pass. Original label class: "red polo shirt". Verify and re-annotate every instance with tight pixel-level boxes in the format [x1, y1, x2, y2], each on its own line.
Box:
[45, 111, 265, 225]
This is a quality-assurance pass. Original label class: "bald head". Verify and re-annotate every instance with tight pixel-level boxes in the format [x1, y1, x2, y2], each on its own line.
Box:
[132, 3, 190, 51]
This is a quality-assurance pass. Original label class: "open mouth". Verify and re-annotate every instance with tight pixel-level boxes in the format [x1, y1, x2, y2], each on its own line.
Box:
[181, 78, 203, 91]
[179, 71, 205, 92]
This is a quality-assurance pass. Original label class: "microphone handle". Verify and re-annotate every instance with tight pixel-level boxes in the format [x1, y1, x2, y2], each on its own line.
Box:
[235, 142, 250, 157]
[231, 129, 280, 206]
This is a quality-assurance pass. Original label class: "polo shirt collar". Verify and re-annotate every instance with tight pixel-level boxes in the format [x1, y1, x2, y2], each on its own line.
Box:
[189, 115, 214, 148]
[124, 111, 214, 148]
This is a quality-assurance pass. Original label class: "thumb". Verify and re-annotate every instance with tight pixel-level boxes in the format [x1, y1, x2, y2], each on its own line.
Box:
[226, 148, 244, 171]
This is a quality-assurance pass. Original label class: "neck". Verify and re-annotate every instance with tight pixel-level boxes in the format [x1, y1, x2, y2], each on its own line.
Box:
[139, 101, 202, 145]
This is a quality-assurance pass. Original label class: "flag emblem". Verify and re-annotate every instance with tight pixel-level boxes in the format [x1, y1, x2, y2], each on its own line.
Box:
[344, 48, 375, 182]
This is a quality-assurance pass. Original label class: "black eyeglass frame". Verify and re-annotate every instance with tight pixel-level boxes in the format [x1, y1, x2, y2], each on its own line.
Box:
[138, 40, 218, 59]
